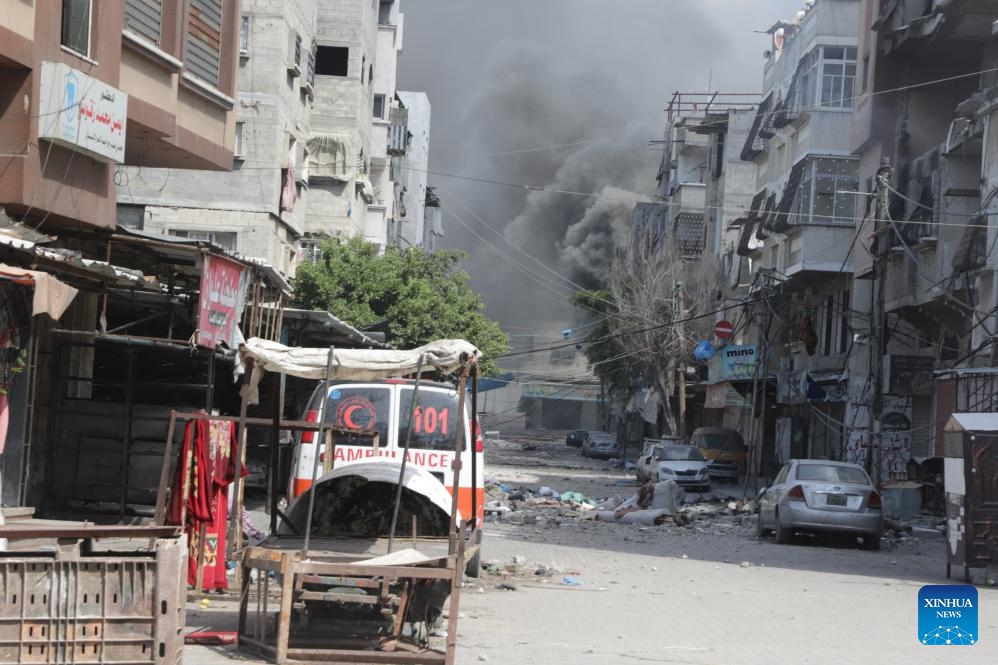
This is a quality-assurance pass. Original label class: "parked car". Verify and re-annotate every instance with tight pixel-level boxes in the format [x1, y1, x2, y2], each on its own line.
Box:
[582, 431, 618, 459]
[244, 460, 268, 491]
[566, 429, 588, 447]
[756, 459, 884, 549]
[691, 427, 746, 480]
[635, 437, 684, 483]
[641, 444, 711, 491]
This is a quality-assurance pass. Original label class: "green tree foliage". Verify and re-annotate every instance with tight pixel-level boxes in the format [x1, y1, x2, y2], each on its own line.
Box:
[293, 237, 509, 376]
[569, 289, 641, 399]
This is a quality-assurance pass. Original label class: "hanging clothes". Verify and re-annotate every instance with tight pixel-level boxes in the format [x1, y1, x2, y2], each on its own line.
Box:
[167, 417, 244, 591]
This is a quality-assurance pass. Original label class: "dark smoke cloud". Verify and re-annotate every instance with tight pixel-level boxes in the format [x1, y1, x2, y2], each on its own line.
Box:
[397, 0, 805, 325]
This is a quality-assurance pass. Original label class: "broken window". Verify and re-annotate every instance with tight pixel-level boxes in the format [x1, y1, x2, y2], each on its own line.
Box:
[316, 46, 349, 76]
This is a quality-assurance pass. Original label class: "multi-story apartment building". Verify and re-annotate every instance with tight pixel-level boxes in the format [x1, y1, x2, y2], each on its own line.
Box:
[2, 0, 241, 231]
[850, 0, 998, 480]
[118, 0, 421, 274]
[733, 0, 861, 474]
[394, 90, 431, 248]
[0, 1, 277, 512]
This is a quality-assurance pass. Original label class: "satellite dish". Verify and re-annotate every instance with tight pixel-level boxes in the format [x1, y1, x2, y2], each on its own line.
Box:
[773, 28, 785, 53]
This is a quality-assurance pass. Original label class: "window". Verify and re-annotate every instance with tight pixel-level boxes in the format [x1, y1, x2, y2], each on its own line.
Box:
[821, 295, 835, 356]
[304, 41, 316, 91]
[373, 94, 386, 119]
[837, 289, 850, 354]
[169, 229, 237, 252]
[299, 238, 322, 262]
[795, 49, 819, 112]
[861, 55, 870, 93]
[315, 46, 349, 76]
[378, 1, 393, 25]
[61, 0, 91, 56]
[185, 0, 223, 86]
[820, 46, 857, 109]
[361, 56, 365, 83]
[369, 64, 374, 84]
[234, 122, 245, 158]
[124, 0, 162, 45]
[116, 204, 145, 230]
[289, 32, 302, 73]
[239, 15, 250, 54]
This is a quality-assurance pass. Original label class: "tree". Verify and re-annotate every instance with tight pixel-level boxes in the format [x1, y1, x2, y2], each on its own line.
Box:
[293, 237, 510, 376]
[570, 289, 642, 408]
[605, 227, 718, 436]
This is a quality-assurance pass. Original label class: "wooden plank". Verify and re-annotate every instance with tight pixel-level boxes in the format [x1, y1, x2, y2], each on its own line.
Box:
[284, 648, 446, 664]
[295, 590, 381, 605]
[0, 525, 181, 540]
[292, 561, 455, 580]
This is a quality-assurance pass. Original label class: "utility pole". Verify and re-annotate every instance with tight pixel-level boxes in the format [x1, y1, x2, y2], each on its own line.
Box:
[677, 284, 687, 439]
[868, 156, 892, 485]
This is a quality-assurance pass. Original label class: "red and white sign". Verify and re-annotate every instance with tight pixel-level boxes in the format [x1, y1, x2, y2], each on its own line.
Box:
[198, 254, 247, 349]
[714, 320, 735, 339]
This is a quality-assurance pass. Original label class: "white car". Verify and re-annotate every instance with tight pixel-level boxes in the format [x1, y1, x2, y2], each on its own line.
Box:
[639, 444, 711, 492]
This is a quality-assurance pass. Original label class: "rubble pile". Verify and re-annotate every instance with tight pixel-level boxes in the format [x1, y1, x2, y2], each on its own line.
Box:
[483, 478, 758, 530]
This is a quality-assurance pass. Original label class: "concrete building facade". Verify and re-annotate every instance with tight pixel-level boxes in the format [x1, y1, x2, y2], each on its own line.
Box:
[1, 0, 242, 232]
[118, 0, 423, 275]
[849, 0, 998, 482]
[395, 90, 430, 248]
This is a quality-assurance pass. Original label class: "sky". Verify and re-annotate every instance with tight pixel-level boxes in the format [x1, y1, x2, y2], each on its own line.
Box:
[396, 0, 807, 328]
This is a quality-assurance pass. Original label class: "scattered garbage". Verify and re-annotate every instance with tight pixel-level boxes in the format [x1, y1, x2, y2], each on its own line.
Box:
[496, 583, 517, 591]
[563, 576, 584, 586]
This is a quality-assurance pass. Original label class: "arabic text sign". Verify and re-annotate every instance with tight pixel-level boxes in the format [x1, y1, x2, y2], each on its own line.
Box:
[198, 255, 247, 349]
[38, 61, 128, 163]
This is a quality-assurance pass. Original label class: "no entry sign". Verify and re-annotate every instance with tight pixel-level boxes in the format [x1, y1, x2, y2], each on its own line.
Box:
[714, 320, 734, 339]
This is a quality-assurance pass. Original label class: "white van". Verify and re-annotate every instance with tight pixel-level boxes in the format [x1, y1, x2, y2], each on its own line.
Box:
[288, 379, 486, 531]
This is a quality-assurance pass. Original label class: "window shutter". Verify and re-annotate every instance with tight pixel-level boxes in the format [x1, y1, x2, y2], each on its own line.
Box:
[124, 0, 163, 44]
[186, 0, 223, 86]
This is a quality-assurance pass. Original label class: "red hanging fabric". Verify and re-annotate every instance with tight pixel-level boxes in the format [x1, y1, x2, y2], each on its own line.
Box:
[167, 417, 245, 590]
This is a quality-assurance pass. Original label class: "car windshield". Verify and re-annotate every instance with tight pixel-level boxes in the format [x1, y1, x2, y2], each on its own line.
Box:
[658, 446, 702, 461]
[700, 431, 744, 451]
[795, 464, 870, 484]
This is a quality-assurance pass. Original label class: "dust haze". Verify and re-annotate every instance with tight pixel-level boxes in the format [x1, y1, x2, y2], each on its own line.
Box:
[397, 0, 805, 326]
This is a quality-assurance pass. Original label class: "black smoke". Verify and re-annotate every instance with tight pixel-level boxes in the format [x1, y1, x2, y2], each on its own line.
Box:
[398, 0, 805, 324]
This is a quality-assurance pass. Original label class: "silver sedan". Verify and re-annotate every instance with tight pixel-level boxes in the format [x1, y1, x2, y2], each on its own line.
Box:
[756, 459, 884, 549]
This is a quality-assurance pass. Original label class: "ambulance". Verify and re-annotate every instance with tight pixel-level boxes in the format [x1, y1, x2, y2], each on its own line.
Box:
[288, 378, 486, 533]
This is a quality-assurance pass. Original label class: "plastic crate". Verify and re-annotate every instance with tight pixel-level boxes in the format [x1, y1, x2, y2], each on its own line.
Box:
[0, 538, 184, 664]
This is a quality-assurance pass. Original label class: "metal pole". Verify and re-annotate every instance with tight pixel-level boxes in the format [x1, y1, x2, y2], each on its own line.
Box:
[269, 372, 284, 535]
[448, 367, 470, 555]
[387, 355, 425, 554]
[868, 157, 892, 486]
[470, 365, 479, 531]
[301, 346, 334, 559]
[743, 301, 763, 499]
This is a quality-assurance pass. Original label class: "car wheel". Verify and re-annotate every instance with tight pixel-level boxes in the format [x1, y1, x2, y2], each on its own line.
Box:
[756, 513, 770, 538]
[774, 510, 791, 544]
[860, 534, 881, 551]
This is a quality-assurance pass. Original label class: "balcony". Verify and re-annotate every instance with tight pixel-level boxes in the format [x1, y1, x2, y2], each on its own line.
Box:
[387, 106, 408, 157]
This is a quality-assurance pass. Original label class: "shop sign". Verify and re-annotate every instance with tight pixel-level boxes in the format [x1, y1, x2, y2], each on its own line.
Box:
[38, 61, 128, 163]
[198, 255, 248, 349]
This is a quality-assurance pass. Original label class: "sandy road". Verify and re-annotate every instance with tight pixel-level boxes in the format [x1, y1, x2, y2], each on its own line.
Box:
[185, 434, 996, 664]
[449, 435, 997, 665]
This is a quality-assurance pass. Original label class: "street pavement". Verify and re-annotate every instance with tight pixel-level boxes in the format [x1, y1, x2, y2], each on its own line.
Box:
[185, 434, 998, 664]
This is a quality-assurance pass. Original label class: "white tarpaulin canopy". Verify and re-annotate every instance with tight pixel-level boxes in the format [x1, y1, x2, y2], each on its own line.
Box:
[241, 337, 479, 403]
